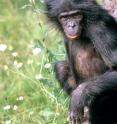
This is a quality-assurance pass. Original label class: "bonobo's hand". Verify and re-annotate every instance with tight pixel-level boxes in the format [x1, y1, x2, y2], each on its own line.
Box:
[69, 84, 89, 124]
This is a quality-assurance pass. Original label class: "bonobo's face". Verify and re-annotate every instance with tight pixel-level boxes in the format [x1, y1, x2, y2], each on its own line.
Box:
[58, 10, 83, 41]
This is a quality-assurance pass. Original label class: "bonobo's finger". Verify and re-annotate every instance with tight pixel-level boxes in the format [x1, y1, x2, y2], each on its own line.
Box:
[70, 117, 78, 124]
[83, 106, 89, 121]
[69, 111, 77, 124]
[69, 111, 82, 124]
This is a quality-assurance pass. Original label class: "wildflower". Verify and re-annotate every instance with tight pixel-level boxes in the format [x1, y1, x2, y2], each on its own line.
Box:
[44, 63, 51, 69]
[12, 52, 18, 57]
[16, 96, 24, 101]
[35, 74, 43, 80]
[17, 62, 23, 69]
[14, 60, 17, 66]
[29, 111, 34, 116]
[0, 44, 7, 52]
[5, 120, 11, 124]
[32, 47, 41, 55]
[14, 60, 23, 69]
[13, 105, 18, 110]
[3, 105, 11, 110]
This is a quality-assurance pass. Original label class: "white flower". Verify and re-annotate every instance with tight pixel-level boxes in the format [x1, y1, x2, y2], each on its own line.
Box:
[5, 120, 11, 124]
[13, 105, 18, 110]
[35, 74, 43, 80]
[17, 62, 23, 69]
[14, 60, 23, 69]
[16, 96, 24, 101]
[0, 44, 7, 52]
[14, 60, 17, 65]
[32, 48, 41, 55]
[29, 111, 34, 115]
[44, 63, 51, 69]
[3, 105, 11, 110]
[12, 52, 18, 57]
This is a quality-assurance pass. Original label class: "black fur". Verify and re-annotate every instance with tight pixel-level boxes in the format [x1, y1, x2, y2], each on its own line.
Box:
[45, 0, 117, 124]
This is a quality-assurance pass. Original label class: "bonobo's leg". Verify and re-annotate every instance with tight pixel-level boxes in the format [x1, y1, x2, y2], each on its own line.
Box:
[54, 60, 77, 94]
[69, 71, 117, 124]
[89, 90, 117, 124]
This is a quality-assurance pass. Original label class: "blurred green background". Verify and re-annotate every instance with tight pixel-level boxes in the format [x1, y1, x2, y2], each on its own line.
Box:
[0, 0, 68, 124]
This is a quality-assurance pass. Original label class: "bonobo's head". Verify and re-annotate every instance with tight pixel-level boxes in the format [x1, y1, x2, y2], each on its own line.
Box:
[58, 10, 83, 40]
[44, 0, 98, 41]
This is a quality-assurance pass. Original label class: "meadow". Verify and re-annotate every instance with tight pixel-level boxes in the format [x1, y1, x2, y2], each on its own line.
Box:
[0, 0, 69, 124]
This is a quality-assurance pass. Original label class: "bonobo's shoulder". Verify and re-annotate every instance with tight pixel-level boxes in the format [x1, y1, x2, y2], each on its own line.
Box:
[93, 8, 117, 29]
[103, 13, 117, 30]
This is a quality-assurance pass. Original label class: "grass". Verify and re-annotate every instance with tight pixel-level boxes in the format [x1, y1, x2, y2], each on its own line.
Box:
[0, 0, 69, 124]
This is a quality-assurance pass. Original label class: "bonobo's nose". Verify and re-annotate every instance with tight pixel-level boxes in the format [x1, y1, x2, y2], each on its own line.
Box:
[68, 21, 76, 28]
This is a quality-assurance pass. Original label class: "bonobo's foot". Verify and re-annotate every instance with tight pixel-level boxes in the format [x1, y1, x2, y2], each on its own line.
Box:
[69, 84, 89, 124]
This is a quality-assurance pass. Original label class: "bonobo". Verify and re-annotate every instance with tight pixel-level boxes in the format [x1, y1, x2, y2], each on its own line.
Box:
[44, 0, 117, 124]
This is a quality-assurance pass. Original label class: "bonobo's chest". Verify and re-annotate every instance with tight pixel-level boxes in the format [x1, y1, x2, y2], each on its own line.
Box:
[69, 42, 107, 80]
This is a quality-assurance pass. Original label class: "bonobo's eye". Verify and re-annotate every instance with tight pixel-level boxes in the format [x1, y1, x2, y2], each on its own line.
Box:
[73, 14, 83, 20]
[60, 16, 67, 21]
[59, 16, 68, 22]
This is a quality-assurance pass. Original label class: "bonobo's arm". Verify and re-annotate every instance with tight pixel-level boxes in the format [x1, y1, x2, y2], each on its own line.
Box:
[54, 60, 77, 94]
[88, 19, 117, 68]
[69, 71, 117, 124]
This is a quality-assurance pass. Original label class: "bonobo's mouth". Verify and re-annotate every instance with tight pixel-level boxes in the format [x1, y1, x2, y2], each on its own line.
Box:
[66, 34, 80, 40]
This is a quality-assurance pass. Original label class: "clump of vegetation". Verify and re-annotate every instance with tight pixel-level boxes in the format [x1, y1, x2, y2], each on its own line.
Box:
[0, 0, 68, 123]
